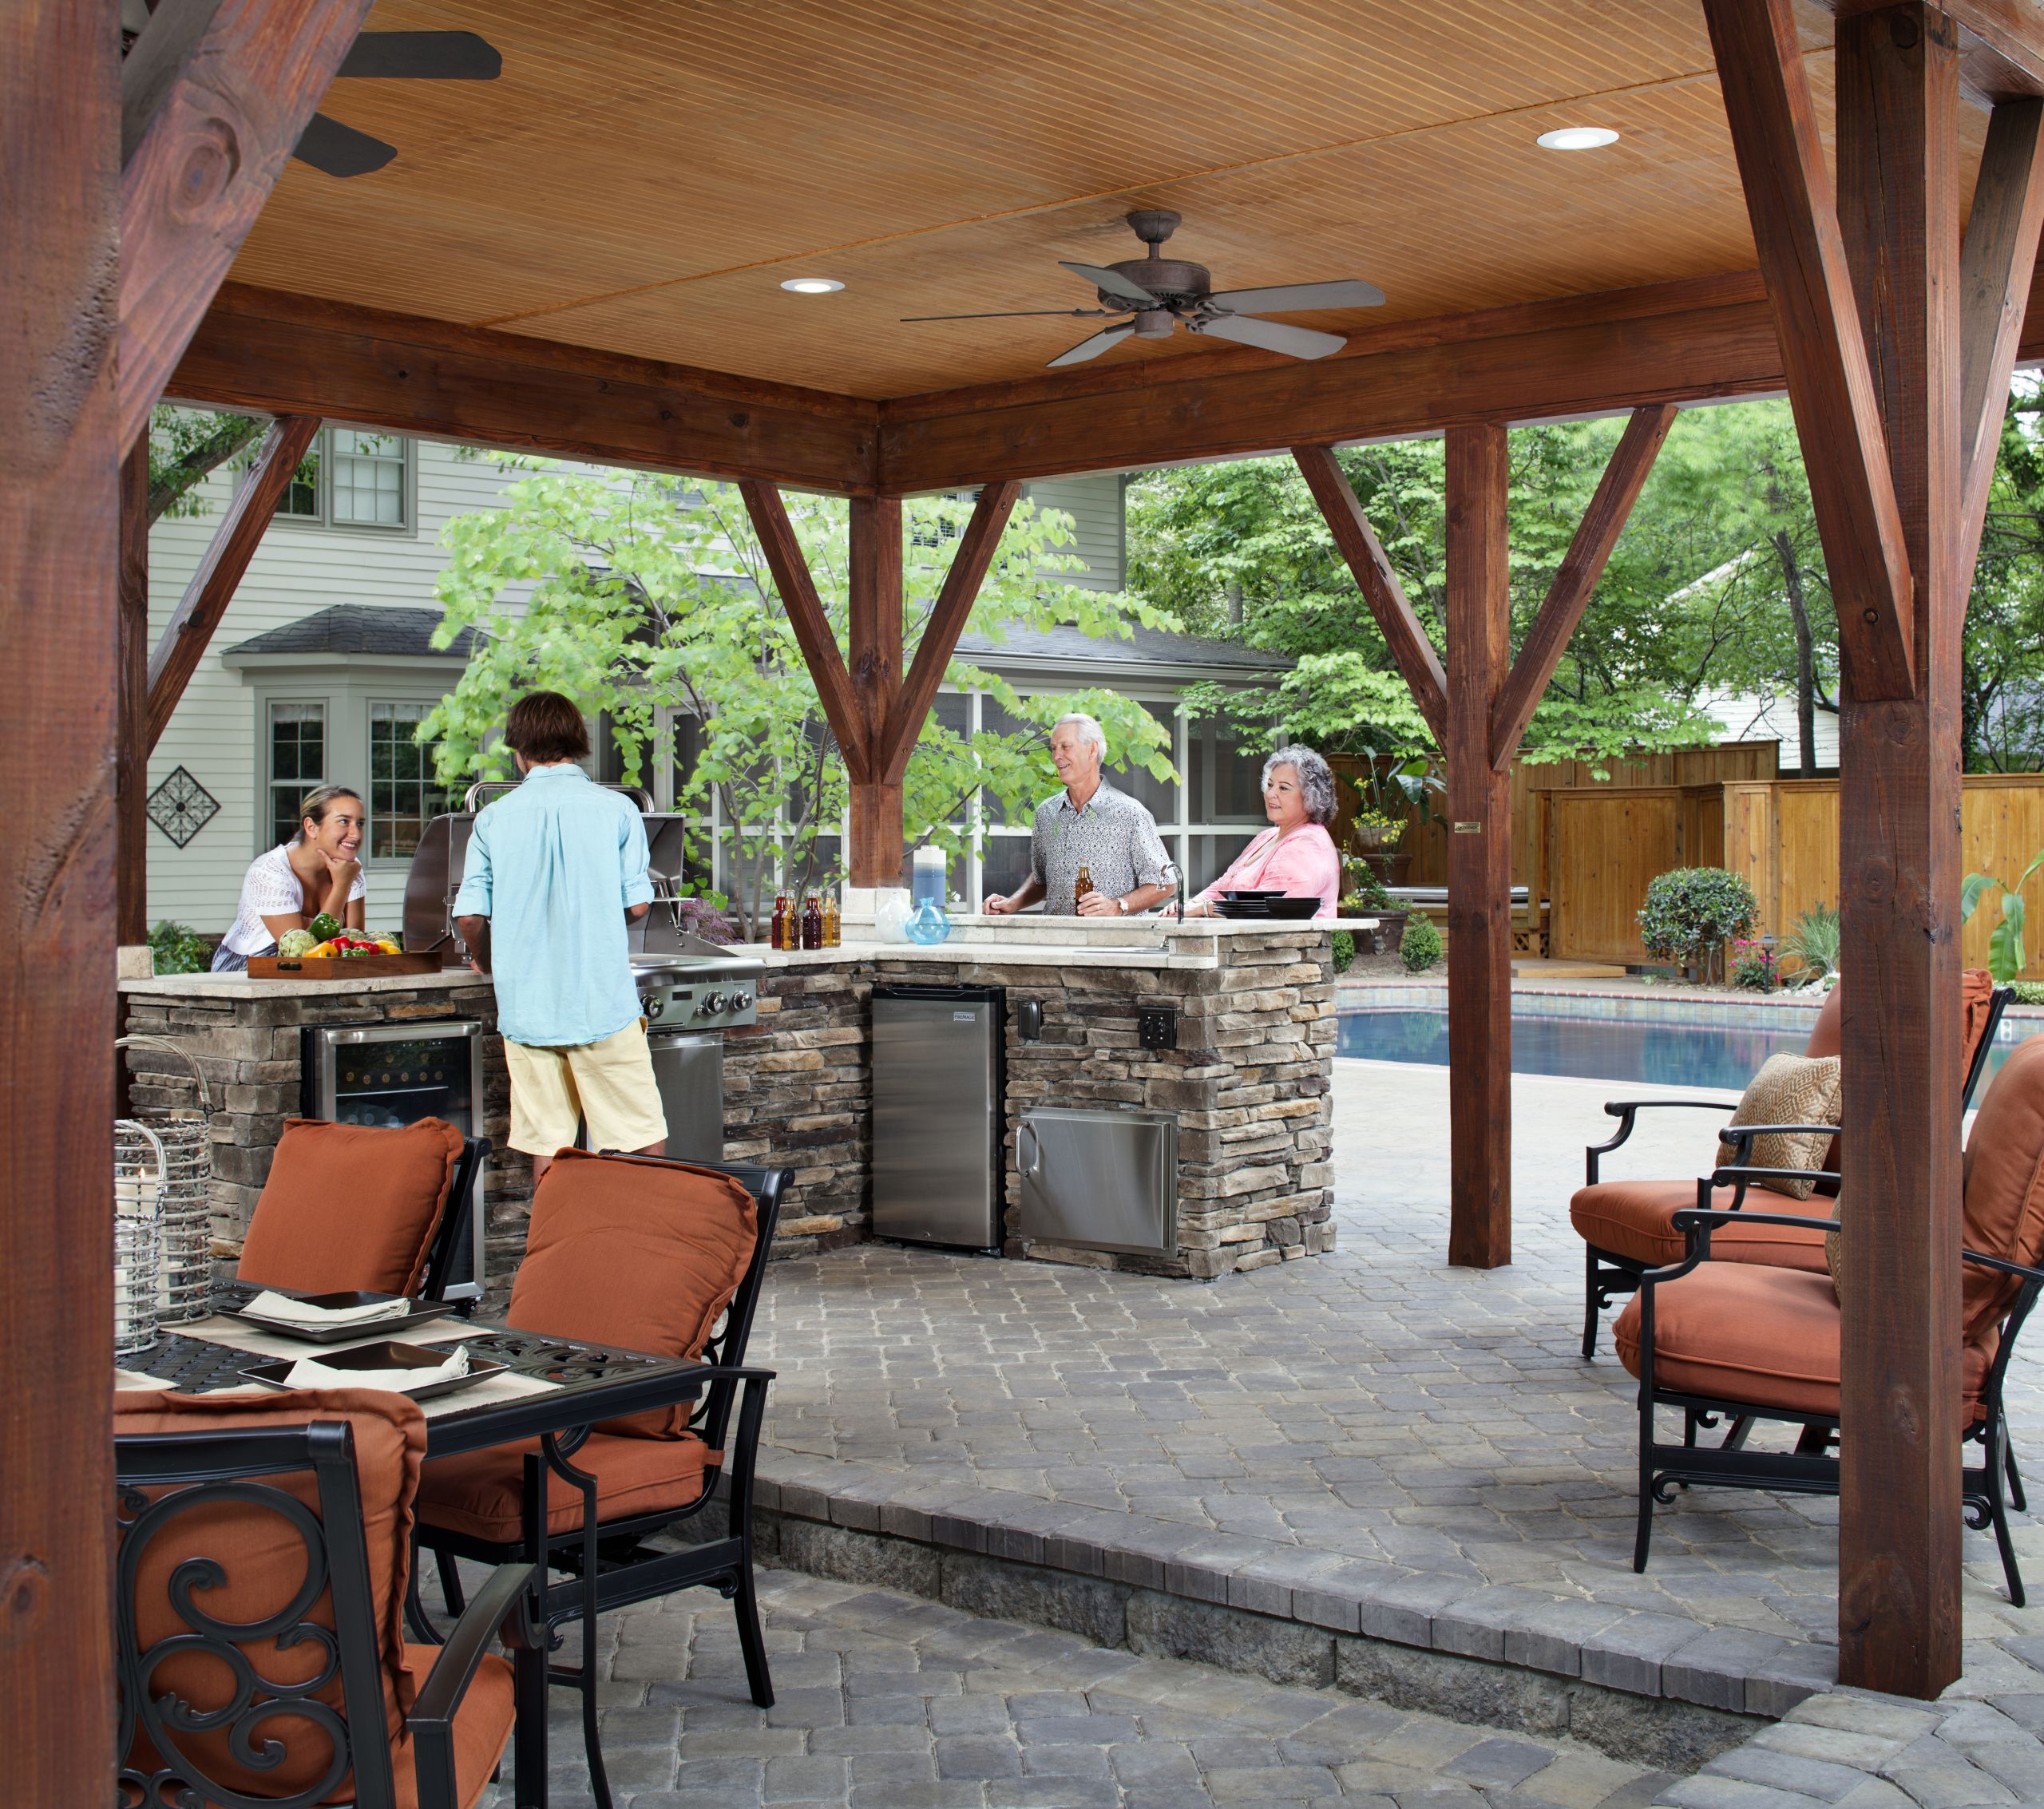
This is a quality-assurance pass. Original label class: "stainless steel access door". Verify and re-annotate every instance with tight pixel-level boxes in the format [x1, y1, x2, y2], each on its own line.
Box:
[871, 989, 1003, 1249]
[647, 1030, 724, 1165]
[1017, 1106, 1179, 1257]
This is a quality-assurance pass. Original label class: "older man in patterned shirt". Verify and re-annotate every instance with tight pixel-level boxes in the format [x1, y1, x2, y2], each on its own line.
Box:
[984, 714, 1177, 917]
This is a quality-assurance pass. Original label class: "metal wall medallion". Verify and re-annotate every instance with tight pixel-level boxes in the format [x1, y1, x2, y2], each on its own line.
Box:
[147, 766, 220, 847]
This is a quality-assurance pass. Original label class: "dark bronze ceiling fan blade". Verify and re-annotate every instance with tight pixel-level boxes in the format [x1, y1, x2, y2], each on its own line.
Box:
[903, 308, 1125, 323]
[338, 31, 501, 81]
[1059, 261, 1159, 307]
[1194, 314, 1347, 360]
[1047, 323, 1137, 368]
[1205, 278, 1384, 314]
[292, 112, 398, 178]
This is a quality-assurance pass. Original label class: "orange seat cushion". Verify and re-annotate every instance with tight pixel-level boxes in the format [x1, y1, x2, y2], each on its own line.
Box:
[507, 1148, 757, 1437]
[238, 1116, 465, 1296]
[418, 1431, 716, 1542]
[1613, 1265, 1994, 1422]
[116, 1387, 426, 1802]
[1571, 1179, 1832, 1273]
[394, 1645, 515, 1809]
[1961, 1036, 2044, 1342]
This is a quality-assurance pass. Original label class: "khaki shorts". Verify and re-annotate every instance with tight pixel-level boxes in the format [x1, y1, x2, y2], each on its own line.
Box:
[504, 1019, 667, 1158]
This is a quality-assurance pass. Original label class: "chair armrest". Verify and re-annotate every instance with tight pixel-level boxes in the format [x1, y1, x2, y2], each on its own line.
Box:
[410, 1561, 541, 1730]
[1674, 1205, 1840, 1237]
[1586, 1098, 1737, 1185]
[1963, 1247, 2044, 1284]
[1705, 1164, 1835, 1193]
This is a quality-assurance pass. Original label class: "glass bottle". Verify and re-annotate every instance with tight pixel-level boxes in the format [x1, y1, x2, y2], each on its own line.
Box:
[770, 893, 790, 950]
[1073, 863, 1095, 909]
[822, 891, 841, 948]
[801, 893, 823, 951]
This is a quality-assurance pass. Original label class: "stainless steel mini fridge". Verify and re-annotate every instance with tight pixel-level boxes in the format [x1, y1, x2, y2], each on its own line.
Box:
[871, 984, 1004, 1249]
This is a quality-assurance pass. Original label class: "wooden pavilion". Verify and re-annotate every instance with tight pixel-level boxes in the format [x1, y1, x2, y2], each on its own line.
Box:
[8, 0, 2042, 1791]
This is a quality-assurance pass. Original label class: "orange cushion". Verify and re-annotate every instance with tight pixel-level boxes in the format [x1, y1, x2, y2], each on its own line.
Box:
[114, 1387, 428, 1802]
[239, 1117, 465, 1296]
[1801, 982, 1844, 1060]
[1571, 1180, 1832, 1273]
[418, 1431, 716, 1543]
[394, 1645, 515, 1809]
[508, 1148, 757, 1438]
[1614, 1265, 1995, 1421]
[1962, 1035, 2044, 1342]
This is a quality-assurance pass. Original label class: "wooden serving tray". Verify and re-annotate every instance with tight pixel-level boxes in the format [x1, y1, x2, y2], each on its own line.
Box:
[247, 951, 444, 979]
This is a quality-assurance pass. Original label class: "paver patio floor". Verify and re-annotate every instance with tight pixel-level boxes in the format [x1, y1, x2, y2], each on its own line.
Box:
[747, 1060, 2044, 1666]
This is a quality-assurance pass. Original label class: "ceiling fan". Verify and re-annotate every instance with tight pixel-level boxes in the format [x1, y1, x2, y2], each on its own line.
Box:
[120, 1, 501, 179]
[905, 210, 1384, 368]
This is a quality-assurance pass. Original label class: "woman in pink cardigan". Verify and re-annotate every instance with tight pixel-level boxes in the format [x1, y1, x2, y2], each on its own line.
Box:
[1187, 744, 1343, 919]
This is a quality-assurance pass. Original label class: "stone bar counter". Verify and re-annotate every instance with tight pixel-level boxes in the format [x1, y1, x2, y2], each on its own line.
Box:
[118, 917, 1348, 1290]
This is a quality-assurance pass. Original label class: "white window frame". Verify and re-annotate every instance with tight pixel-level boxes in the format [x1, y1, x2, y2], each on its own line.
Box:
[264, 426, 418, 536]
[263, 698, 328, 854]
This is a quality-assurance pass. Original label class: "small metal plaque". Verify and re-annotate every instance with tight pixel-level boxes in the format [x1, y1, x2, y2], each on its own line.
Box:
[1452, 821, 1483, 834]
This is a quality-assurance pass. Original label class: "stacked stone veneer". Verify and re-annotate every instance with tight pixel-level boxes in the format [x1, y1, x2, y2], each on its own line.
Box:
[968, 927, 1337, 1279]
[119, 980, 534, 1300]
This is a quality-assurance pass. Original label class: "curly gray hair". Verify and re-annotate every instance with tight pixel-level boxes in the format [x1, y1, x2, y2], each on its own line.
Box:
[1262, 745, 1337, 825]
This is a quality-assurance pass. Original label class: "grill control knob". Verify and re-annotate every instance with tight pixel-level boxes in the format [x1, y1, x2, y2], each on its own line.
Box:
[644, 996, 665, 1021]
[702, 992, 729, 1015]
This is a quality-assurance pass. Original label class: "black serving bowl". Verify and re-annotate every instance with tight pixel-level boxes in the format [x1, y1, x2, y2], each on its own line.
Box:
[1258, 896, 1323, 919]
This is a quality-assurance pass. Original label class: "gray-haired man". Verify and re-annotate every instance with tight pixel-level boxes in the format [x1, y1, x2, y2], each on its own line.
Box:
[984, 714, 1176, 917]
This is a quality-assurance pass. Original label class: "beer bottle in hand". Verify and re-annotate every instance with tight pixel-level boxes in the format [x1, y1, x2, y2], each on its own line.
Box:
[1073, 863, 1095, 911]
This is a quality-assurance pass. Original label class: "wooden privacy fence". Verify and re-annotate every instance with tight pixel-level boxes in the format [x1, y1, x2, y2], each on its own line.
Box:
[1544, 771, 2044, 976]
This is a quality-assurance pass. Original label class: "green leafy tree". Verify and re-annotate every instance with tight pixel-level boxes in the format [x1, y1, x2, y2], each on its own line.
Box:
[148, 406, 267, 525]
[422, 462, 1178, 936]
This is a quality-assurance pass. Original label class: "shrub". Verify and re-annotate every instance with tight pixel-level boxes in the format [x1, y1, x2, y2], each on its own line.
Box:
[1331, 929, 1356, 973]
[1341, 865, 1392, 912]
[1730, 938, 1777, 992]
[1400, 913, 1442, 973]
[2014, 980, 2044, 1006]
[1778, 901, 1840, 981]
[147, 920, 212, 976]
[1962, 850, 2043, 984]
[1637, 867, 1758, 966]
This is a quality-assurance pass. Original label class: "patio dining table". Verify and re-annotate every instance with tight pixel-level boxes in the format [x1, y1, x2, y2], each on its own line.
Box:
[116, 1309, 711, 1809]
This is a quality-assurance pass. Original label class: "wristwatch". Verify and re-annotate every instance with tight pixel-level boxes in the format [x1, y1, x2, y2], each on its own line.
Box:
[1115, 895, 1128, 915]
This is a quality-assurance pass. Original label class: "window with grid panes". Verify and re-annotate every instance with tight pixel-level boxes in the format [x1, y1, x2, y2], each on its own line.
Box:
[368, 703, 454, 859]
[267, 703, 325, 848]
[330, 429, 407, 527]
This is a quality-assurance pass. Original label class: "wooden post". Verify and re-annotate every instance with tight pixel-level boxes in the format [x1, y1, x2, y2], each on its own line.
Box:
[848, 496, 905, 887]
[1833, 1, 1966, 1698]
[2, 3, 119, 1797]
[119, 438, 153, 947]
[1444, 424, 1513, 1269]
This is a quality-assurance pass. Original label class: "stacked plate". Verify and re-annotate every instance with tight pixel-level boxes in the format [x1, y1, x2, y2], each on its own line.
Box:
[1215, 889, 1321, 920]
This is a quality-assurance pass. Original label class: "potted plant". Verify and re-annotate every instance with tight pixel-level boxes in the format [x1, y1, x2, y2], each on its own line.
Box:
[1345, 748, 1443, 889]
[1637, 867, 1759, 985]
[1339, 864, 1406, 956]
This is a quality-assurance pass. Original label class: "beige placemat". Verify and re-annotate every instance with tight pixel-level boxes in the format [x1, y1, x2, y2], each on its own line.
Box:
[115, 1361, 559, 1417]
[173, 1312, 484, 1362]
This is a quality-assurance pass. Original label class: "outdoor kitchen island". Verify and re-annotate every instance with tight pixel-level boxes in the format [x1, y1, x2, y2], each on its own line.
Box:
[117, 917, 1342, 1294]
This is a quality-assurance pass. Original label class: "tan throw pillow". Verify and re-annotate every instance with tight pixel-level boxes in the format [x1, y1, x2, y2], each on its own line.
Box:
[1713, 1052, 1843, 1201]
[1825, 1212, 1845, 1296]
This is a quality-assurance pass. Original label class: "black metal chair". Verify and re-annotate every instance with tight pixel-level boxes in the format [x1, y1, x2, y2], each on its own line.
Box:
[116, 1411, 537, 1809]
[1572, 980, 2010, 1356]
[420, 1134, 489, 1308]
[409, 1154, 788, 1809]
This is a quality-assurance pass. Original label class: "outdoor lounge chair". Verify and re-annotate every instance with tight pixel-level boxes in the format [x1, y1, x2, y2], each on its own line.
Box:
[1612, 1032, 2044, 1603]
[1571, 973, 2008, 1356]
[233, 1115, 485, 1307]
[409, 1149, 785, 1809]
[115, 1387, 535, 1809]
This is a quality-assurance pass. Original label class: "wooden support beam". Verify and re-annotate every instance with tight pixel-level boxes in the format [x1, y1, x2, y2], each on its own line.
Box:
[737, 481, 869, 784]
[1705, 0, 1919, 701]
[1489, 405, 1678, 770]
[848, 497, 906, 887]
[1291, 445, 1448, 746]
[1443, 424, 1514, 1271]
[1958, 97, 2044, 589]
[119, 438, 152, 946]
[145, 414, 319, 750]
[1832, 0, 1967, 1700]
[877, 481, 1024, 786]
[173, 283, 881, 495]
[1834, 0, 2044, 99]
[119, 0, 372, 451]
[2, 3, 119, 1795]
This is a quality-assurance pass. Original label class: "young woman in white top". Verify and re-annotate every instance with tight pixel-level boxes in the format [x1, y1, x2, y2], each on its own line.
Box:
[211, 785, 370, 972]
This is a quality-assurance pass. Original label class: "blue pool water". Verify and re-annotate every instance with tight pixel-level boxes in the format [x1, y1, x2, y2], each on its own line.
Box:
[1337, 1007, 2037, 1092]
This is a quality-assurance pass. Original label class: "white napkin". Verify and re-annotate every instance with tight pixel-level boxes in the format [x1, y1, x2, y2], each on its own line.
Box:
[243, 1290, 414, 1328]
[283, 1344, 471, 1395]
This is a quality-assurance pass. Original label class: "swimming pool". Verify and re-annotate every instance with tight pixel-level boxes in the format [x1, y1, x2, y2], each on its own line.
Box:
[1336, 1006, 2038, 1091]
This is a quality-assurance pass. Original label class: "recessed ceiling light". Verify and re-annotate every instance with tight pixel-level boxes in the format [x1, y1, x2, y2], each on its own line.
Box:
[780, 277, 845, 294]
[1537, 126, 1621, 151]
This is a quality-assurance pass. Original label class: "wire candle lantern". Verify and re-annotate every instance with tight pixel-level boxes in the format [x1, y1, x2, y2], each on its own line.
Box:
[113, 1120, 165, 1360]
[114, 1035, 216, 1324]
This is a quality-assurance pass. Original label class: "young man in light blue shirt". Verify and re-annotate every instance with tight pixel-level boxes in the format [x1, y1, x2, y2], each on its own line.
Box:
[454, 691, 667, 1186]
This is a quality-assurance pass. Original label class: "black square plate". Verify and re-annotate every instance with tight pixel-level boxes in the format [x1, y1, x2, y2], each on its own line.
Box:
[229, 1289, 448, 1344]
[240, 1340, 504, 1401]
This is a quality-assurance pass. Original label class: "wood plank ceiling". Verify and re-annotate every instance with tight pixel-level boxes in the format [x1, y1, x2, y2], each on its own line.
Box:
[224, 0, 1986, 402]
